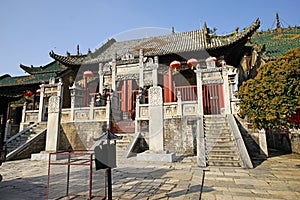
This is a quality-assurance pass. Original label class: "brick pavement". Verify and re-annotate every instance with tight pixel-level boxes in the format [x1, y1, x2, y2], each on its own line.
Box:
[0, 149, 299, 199]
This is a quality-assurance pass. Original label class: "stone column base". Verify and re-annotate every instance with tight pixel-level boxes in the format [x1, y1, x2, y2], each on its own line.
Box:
[136, 150, 175, 162]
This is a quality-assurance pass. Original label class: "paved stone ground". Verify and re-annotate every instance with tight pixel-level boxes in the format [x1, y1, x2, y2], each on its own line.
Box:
[0, 149, 299, 200]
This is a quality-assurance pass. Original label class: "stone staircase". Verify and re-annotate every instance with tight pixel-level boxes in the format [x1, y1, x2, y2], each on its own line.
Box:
[5, 122, 47, 160]
[115, 133, 134, 150]
[204, 115, 242, 167]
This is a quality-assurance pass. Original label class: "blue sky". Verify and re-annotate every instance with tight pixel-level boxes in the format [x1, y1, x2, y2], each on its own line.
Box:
[0, 0, 299, 76]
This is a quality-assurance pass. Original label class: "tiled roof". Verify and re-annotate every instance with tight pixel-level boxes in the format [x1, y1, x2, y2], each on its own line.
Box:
[50, 19, 260, 65]
[0, 72, 58, 87]
[251, 26, 300, 60]
[19, 61, 69, 75]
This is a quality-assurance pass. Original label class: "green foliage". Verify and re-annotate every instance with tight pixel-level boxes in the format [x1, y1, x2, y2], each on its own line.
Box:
[238, 48, 300, 129]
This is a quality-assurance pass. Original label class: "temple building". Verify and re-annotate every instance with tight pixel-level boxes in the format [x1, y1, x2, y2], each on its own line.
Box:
[1, 17, 299, 167]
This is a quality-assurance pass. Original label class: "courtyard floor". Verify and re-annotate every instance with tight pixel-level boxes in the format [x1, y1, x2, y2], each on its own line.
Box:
[0, 149, 300, 200]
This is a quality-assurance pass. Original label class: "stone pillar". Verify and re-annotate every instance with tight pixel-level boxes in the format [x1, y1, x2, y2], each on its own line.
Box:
[19, 102, 28, 131]
[98, 63, 104, 94]
[197, 116, 206, 167]
[111, 53, 117, 92]
[176, 90, 182, 116]
[69, 84, 76, 121]
[259, 129, 268, 157]
[139, 49, 144, 88]
[135, 94, 141, 133]
[137, 85, 175, 162]
[152, 56, 159, 87]
[105, 98, 111, 126]
[38, 84, 45, 122]
[45, 95, 62, 152]
[195, 64, 204, 115]
[148, 86, 164, 151]
[89, 97, 95, 120]
[222, 66, 231, 114]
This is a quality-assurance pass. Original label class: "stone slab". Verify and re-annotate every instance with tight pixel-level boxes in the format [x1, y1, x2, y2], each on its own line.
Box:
[137, 151, 176, 162]
[31, 151, 68, 161]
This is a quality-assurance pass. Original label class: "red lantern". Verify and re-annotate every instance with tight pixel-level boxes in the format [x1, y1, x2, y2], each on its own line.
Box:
[187, 58, 198, 70]
[170, 60, 181, 72]
[24, 90, 33, 99]
[205, 56, 217, 62]
[83, 70, 94, 78]
[36, 89, 41, 95]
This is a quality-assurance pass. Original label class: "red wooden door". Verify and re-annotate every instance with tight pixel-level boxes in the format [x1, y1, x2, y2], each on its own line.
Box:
[202, 84, 224, 115]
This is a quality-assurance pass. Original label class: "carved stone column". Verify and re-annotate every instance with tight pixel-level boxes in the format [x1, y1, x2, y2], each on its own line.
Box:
[137, 85, 175, 162]
[148, 86, 164, 151]
[222, 66, 231, 114]
[38, 84, 45, 122]
[195, 64, 204, 115]
[19, 102, 28, 131]
[139, 49, 144, 88]
[98, 63, 104, 94]
[69, 84, 76, 121]
[45, 95, 62, 152]
[111, 53, 117, 92]
[152, 56, 159, 87]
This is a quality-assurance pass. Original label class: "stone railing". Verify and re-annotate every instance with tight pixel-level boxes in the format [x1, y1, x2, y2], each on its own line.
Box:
[164, 102, 178, 118]
[21, 104, 109, 124]
[24, 110, 39, 124]
[61, 106, 109, 122]
[182, 102, 198, 116]
[136, 104, 149, 120]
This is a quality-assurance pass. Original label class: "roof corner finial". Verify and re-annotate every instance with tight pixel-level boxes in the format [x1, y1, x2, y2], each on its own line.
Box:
[203, 22, 208, 34]
[77, 44, 80, 55]
[276, 12, 282, 31]
[172, 26, 175, 34]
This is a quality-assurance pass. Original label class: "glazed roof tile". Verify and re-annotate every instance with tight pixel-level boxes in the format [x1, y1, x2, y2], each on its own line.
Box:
[0, 72, 58, 87]
[50, 19, 260, 65]
[19, 61, 69, 75]
[251, 26, 300, 60]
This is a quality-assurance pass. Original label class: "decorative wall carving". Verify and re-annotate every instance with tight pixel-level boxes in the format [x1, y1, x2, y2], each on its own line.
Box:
[116, 73, 139, 81]
[183, 104, 197, 115]
[48, 96, 60, 113]
[143, 64, 155, 71]
[164, 105, 178, 117]
[121, 52, 135, 61]
[139, 106, 149, 118]
[75, 110, 89, 120]
[149, 86, 162, 106]
[202, 79, 224, 85]
[201, 68, 222, 73]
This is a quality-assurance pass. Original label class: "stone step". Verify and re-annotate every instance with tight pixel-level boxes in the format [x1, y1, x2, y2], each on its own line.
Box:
[115, 134, 134, 150]
[206, 141, 235, 146]
[207, 154, 240, 161]
[205, 130, 232, 137]
[207, 160, 241, 167]
[206, 145, 237, 150]
[205, 136, 233, 141]
[204, 121, 228, 125]
[206, 149, 238, 155]
[204, 119, 227, 123]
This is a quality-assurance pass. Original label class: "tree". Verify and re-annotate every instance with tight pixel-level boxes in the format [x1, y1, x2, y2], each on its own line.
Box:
[238, 48, 300, 129]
